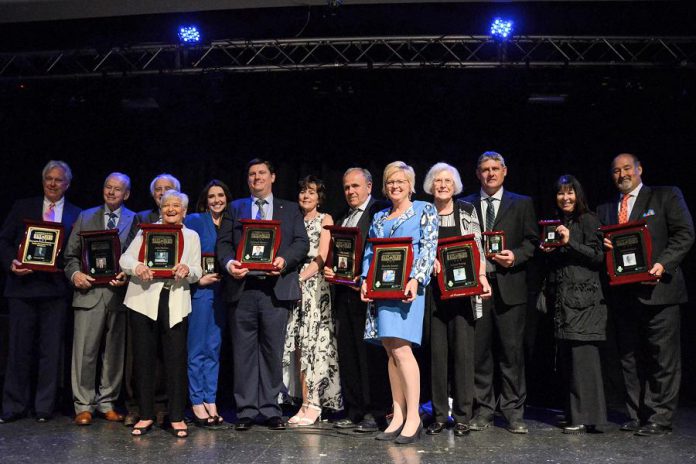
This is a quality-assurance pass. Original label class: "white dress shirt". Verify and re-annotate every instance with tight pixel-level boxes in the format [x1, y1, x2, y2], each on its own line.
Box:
[480, 187, 504, 229]
[43, 196, 65, 222]
[342, 195, 372, 227]
[618, 183, 644, 218]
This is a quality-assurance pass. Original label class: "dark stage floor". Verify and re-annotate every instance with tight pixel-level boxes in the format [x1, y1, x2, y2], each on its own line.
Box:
[2, 407, 696, 464]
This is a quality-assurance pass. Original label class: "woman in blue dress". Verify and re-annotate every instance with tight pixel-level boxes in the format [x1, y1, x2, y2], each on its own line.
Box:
[360, 161, 439, 444]
[184, 179, 231, 426]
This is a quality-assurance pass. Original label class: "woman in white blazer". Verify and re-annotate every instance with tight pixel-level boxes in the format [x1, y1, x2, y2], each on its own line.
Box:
[120, 190, 202, 438]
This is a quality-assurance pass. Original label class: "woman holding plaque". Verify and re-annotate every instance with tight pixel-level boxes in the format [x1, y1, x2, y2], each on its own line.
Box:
[540, 174, 607, 434]
[422, 162, 491, 437]
[183, 180, 231, 427]
[120, 190, 202, 438]
[360, 161, 439, 444]
[283, 176, 342, 426]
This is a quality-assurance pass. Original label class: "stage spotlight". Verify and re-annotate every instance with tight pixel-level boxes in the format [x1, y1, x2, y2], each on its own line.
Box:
[490, 18, 514, 40]
[178, 26, 201, 44]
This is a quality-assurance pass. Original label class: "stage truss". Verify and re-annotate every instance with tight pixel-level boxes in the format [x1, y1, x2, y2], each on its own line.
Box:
[1, 35, 695, 79]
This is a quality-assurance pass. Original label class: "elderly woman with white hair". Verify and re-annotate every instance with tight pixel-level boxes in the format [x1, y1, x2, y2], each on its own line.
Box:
[360, 161, 439, 444]
[422, 162, 491, 437]
[120, 190, 202, 438]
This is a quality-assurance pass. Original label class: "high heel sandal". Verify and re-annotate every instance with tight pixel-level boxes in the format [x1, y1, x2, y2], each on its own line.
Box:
[394, 421, 423, 445]
[375, 422, 405, 441]
[294, 404, 321, 427]
[288, 403, 309, 425]
[131, 420, 154, 437]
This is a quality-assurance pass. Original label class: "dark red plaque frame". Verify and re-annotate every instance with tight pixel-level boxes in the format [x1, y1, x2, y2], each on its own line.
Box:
[600, 219, 658, 286]
[138, 223, 184, 278]
[437, 234, 484, 300]
[16, 219, 65, 272]
[365, 237, 414, 300]
[236, 219, 282, 271]
[324, 225, 362, 287]
[482, 231, 506, 258]
[80, 229, 121, 284]
[539, 220, 564, 249]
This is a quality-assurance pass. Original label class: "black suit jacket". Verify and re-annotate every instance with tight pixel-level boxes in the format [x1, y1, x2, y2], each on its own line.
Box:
[216, 196, 309, 303]
[463, 190, 537, 306]
[0, 196, 81, 299]
[137, 208, 159, 224]
[597, 185, 694, 305]
[336, 197, 390, 250]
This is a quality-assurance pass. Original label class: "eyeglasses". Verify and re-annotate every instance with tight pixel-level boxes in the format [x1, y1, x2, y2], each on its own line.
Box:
[386, 179, 409, 187]
[433, 178, 454, 186]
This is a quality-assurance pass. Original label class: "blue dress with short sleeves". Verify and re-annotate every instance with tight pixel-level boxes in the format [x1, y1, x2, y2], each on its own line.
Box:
[361, 200, 439, 345]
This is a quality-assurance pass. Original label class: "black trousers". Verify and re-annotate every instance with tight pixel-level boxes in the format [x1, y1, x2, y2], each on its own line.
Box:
[229, 279, 289, 420]
[559, 340, 607, 426]
[335, 288, 390, 424]
[426, 288, 475, 424]
[130, 289, 188, 422]
[473, 279, 527, 423]
[615, 302, 681, 427]
[2, 297, 67, 416]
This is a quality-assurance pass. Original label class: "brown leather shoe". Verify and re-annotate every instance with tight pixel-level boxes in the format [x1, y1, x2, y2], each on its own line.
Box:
[99, 410, 125, 422]
[74, 411, 93, 426]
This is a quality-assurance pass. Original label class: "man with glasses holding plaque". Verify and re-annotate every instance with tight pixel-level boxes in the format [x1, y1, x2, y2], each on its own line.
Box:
[324, 167, 391, 432]
[597, 153, 694, 436]
[0, 160, 81, 424]
[463, 151, 537, 434]
[63, 172, 139, 426]
[216, 158, 309, 431]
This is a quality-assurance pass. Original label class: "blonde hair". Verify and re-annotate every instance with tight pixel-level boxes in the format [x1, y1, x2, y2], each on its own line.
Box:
[382, 161, 416, 197]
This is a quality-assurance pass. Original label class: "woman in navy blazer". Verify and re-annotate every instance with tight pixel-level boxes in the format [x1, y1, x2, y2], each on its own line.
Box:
[184, 180, 231, 426]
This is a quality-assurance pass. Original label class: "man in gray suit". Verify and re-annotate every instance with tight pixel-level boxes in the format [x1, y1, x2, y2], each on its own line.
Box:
[64, 172, 139, 425]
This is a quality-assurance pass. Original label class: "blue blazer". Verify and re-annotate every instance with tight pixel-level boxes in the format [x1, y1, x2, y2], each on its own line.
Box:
[216, 197, 309, 303]
[0, 196, 81, 298]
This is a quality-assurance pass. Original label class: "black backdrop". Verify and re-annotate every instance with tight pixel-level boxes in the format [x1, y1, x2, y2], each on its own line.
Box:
[1, 63, 695, 406]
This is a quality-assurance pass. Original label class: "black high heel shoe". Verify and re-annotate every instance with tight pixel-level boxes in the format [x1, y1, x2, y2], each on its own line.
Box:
[375, 422, 405, 441]
[394, 421, 423, 445]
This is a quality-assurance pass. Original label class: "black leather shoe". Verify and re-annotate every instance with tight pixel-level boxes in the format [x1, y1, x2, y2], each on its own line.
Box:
[0, 412, 25, 424]
[333, 418, 356, 429]
[469, 415, 493, 431]
[635, 423, 671, 436]
[426, 422, 446, 435]
[235, 417, 253, 431]
[454, 422, 470, 437]
[506, 420, 528, 434]
[620, 420, 640, 432]
[562, 424, 586, 434]
[355, 418, 379, 433]
[266, 416, 286, 430]
[375, 423, 404, 441]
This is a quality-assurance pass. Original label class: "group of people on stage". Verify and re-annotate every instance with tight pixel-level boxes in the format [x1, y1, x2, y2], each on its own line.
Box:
[0, 152, 692, 443]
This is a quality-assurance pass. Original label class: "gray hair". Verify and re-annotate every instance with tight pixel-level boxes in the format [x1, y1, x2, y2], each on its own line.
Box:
[160, 190, 189, 211]
[149, 173, 181, 196]
[104, 172, 131, 192]
[476, 151, 506, 169]
[42, 160, 73, 183]
[423, 162, 464, 195]
[343, 167, 373, 185]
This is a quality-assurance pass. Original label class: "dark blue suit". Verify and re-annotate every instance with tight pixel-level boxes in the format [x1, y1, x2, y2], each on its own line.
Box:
[0, 196, 81, 417]
[216, 197, 308, 420]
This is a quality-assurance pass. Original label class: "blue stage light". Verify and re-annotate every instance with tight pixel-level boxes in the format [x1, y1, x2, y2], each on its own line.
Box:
[490, 18, 514, 40]
[178, 26, 201, 44]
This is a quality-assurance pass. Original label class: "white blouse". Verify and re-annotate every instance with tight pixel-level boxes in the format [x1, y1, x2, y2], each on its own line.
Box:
[119, 226, 202, 328]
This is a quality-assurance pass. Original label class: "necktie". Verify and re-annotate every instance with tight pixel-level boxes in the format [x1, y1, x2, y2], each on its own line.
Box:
[618, 194, 630, 224]
[344, 208, 361, 227]
[255, 199, 267, 220]
[107, 212, 118, 229]
[43, 202, 55, 222]
[485, 197, 496, 232]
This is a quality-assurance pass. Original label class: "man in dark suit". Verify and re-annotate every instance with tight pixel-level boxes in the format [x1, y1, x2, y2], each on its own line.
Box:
[0, 160, 81, 423]
[64, 172, 139, 426]
[216, 158, 309, 431]
[597, 153, 694, 436]
[463, 151, 537, 434]
[324, 167, 390, 432]
[136, 173, 180, 224]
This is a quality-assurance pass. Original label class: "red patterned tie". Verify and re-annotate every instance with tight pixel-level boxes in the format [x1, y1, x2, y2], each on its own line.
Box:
[618, 194, 630, 224]
[43, 202, 56, 222]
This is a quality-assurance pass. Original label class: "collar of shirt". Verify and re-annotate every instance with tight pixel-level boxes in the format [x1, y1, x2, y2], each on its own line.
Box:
[353, 195, 371, 214]
[105, 205, 122, 216]
[480, 187, 504, 202]
[43, 196, 65, 209]
[623, 183, 643, 199]
[251, 193, 274, 219]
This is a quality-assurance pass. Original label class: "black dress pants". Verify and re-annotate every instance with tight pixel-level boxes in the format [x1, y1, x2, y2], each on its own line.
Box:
[426, 289, 475, 424]
[559, 340, 607, 426]
[2, 297, 67, 416]
[335, 288, 389, 424]
[130, 289, 188, 422]
[473, 279, 527, 423]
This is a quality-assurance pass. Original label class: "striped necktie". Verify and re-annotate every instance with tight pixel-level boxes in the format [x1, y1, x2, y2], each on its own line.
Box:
[485, 197, 496, 231]
[255, 199, 267, 220]
[107, 212, 118, 229]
